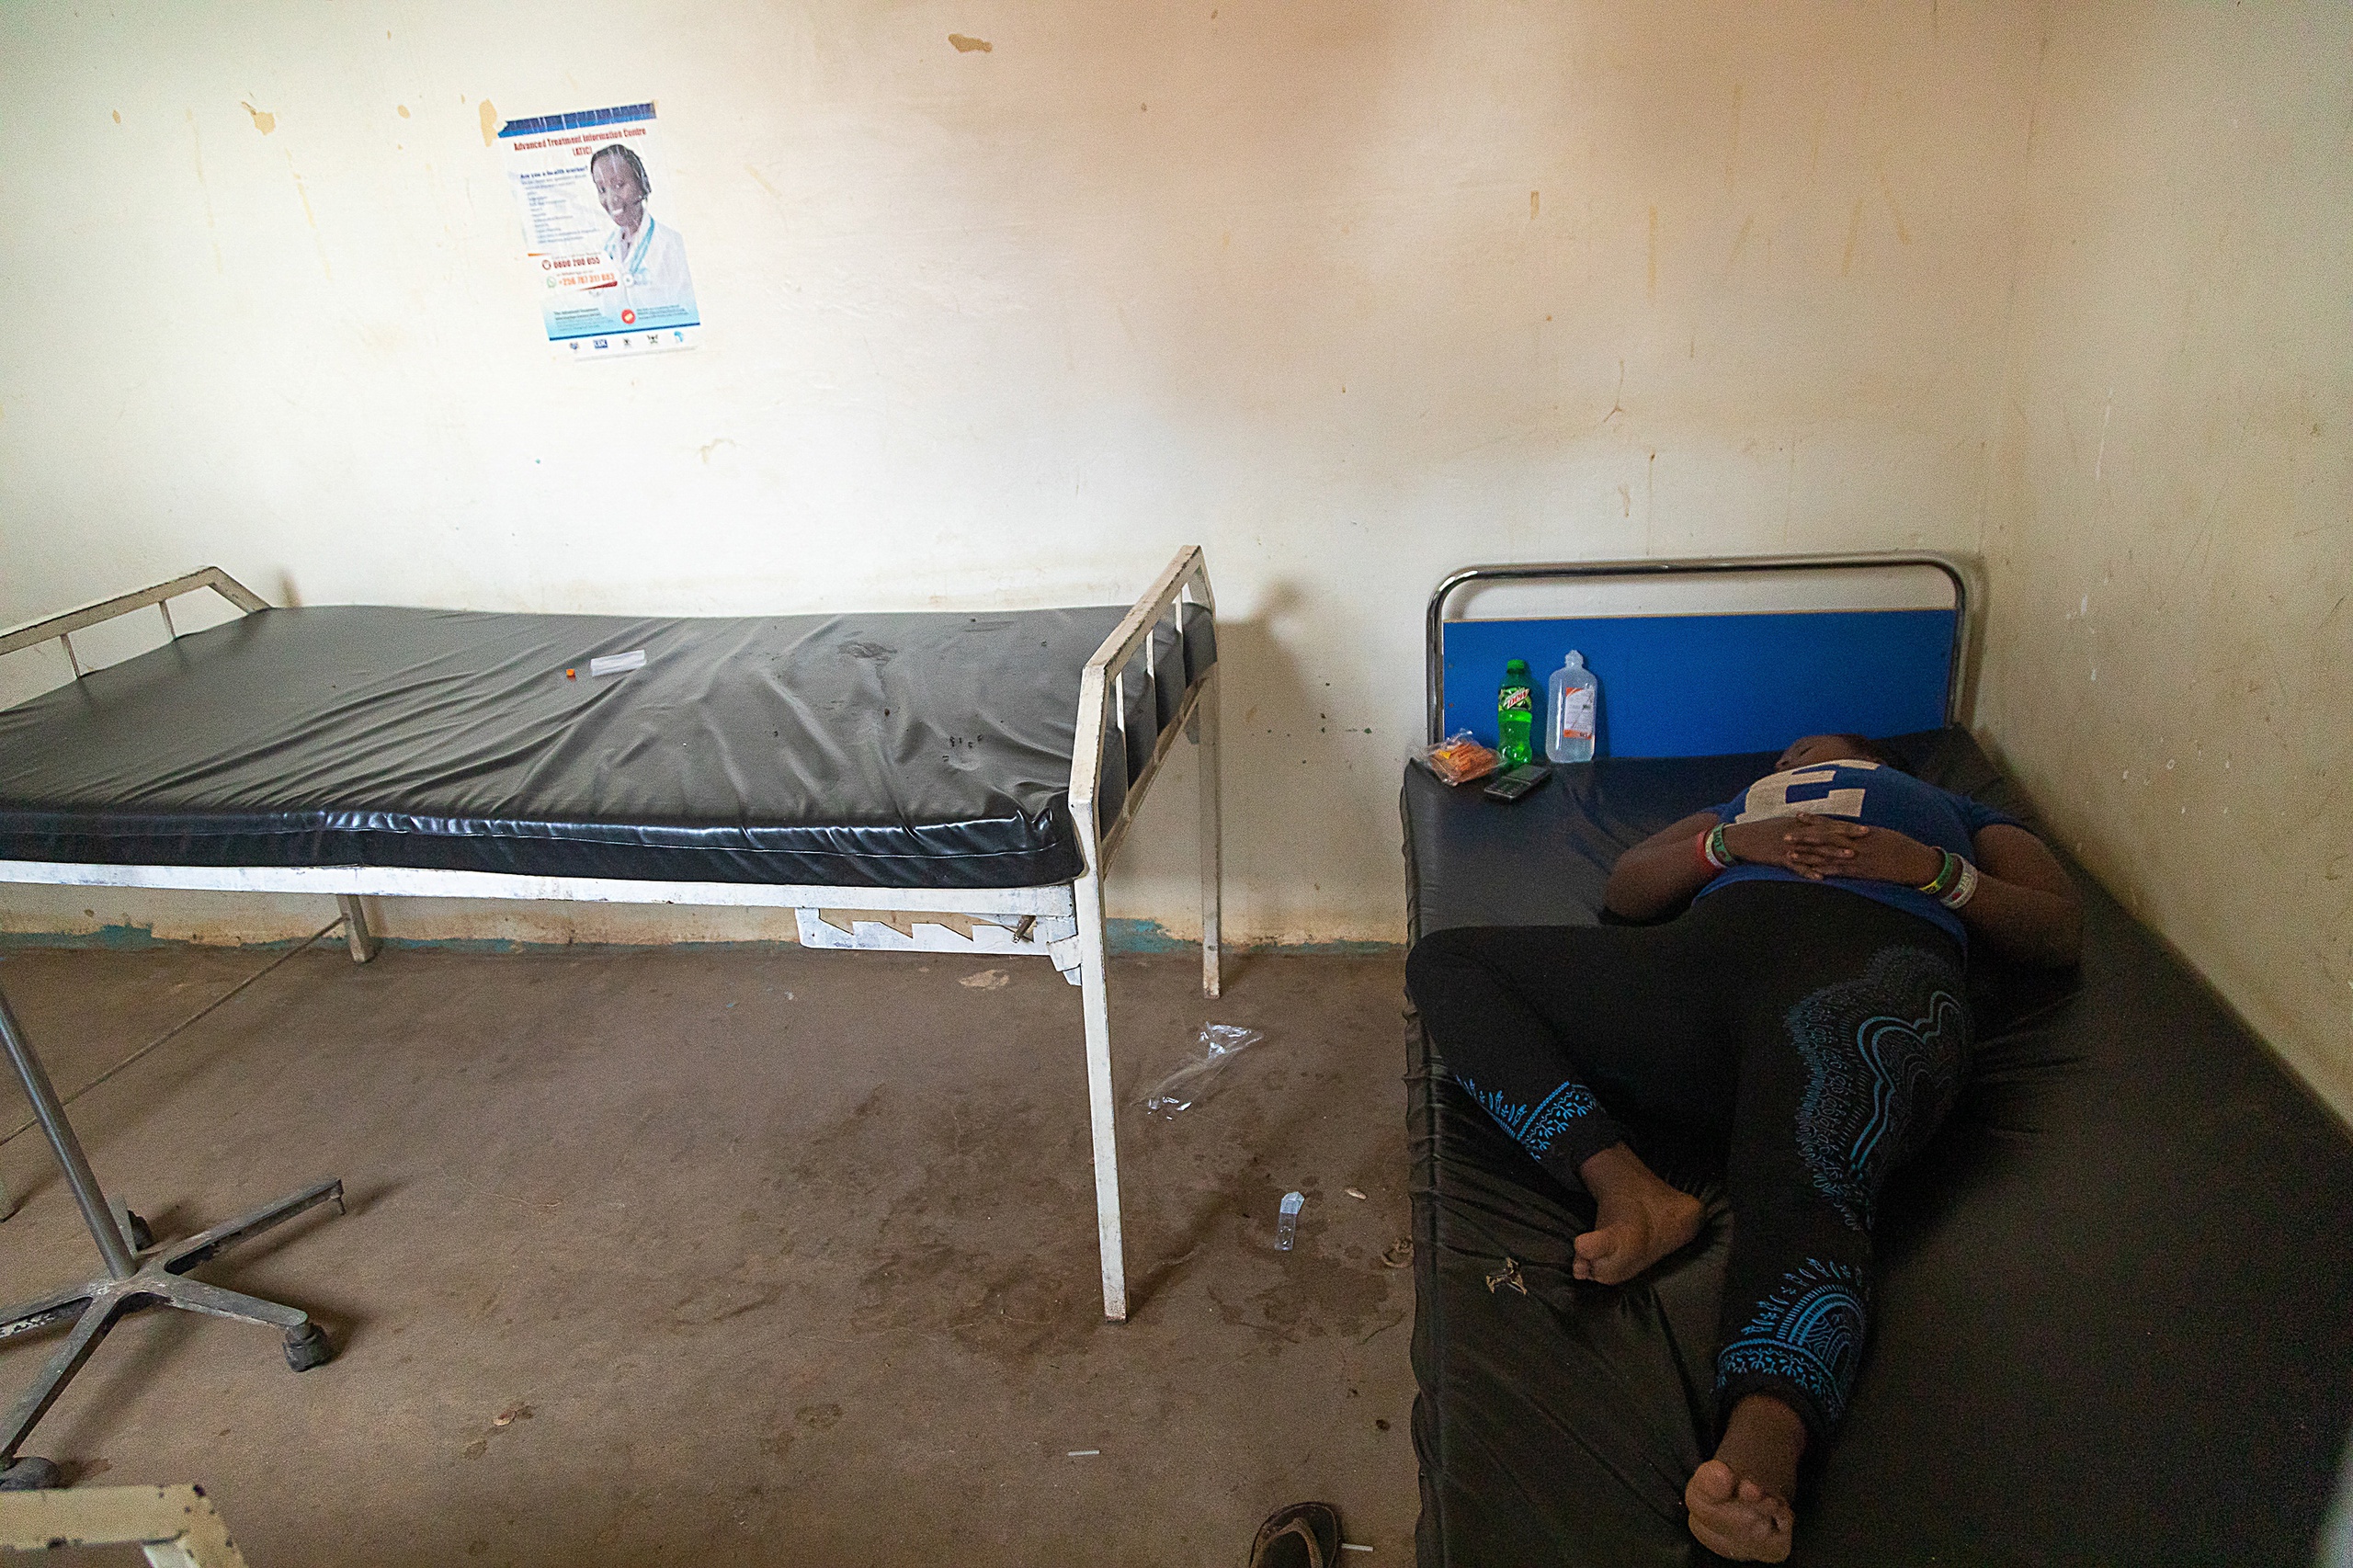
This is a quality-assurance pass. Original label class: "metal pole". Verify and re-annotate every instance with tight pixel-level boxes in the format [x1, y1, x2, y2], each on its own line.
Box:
[1071, 852, 1127, 1323]
[1064, 650, 1127, 1323]
[1196, 663, 1222, 1000]
[335, 895, 379, 963]
[0, 989, 136, 1280]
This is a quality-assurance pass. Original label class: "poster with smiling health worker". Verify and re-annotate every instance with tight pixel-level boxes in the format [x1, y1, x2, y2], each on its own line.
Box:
[499, 102, 700, 358]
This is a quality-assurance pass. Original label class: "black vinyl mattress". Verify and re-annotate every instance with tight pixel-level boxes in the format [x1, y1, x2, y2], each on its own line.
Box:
[1401, 729, 2353, 1566]
[0, 601, 1200, 890]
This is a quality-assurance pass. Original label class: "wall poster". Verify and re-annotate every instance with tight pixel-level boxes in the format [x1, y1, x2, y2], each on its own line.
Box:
[498, 102, 701, 358]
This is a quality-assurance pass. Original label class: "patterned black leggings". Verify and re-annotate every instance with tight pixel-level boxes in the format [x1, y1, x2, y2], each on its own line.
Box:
[1404, 880, 1972, 1441]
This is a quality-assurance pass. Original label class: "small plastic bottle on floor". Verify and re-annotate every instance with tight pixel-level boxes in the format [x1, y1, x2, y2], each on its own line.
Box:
[1547, 651, 1597, 763]
[1497, 660, 1535, 767]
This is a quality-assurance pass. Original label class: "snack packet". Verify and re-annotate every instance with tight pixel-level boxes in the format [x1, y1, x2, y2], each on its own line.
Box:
[1422, 731, 1501, 786]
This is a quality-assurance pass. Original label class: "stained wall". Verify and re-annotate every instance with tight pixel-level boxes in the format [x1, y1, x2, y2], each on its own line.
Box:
[1975, 4, 2353, 1114]
[4, 2, 2041, 949]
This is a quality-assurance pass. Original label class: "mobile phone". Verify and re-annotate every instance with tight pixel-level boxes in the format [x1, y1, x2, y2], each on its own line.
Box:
[1482, 763, 1552, 803]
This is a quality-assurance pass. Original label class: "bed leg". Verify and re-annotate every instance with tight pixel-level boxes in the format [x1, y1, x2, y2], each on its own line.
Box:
[335, 896, 379, 964]
[1196, 665, 1222, 1000]
[1073, 867, 1128, 1323]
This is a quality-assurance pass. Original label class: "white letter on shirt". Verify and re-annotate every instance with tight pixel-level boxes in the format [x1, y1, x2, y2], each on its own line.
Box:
[1734, 763, 1875, 824]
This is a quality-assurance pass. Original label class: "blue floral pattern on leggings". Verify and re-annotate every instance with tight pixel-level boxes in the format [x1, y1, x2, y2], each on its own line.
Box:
[1457, 1074, 1597, 1162]
[1785, 947, 1969, 1230]
[1715, 1257, 1869, 1425]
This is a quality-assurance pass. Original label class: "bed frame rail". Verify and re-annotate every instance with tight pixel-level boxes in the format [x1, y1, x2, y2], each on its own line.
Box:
[1069, 545, 1221, 994]
[1064, 545, 1222, 1323]
[1425, 551, 1973, 747]
[0, 567, 269, 673]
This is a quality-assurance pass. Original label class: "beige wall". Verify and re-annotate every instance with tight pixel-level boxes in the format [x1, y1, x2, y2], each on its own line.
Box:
[1976, 4, 2353, 1115]
[0, 1, 2044, 949]
[9, 5, 2342, 1119]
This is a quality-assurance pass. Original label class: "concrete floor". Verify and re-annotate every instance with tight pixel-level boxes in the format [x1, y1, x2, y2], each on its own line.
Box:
[0, 941, 1417, 1566]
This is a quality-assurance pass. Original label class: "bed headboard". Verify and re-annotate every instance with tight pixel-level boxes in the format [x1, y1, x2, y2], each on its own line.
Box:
[1425, 552, 1973, 758]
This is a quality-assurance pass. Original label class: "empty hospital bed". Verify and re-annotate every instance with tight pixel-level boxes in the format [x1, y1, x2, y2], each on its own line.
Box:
[0, 549, 1220, 1486]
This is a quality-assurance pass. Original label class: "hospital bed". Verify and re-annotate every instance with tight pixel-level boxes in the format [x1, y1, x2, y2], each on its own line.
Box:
[1402, 554, 2353, 1565]
[0, 550, 1220, 1486]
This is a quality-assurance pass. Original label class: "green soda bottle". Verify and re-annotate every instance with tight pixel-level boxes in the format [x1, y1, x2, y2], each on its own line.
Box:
[1496, 659, 1535, 767]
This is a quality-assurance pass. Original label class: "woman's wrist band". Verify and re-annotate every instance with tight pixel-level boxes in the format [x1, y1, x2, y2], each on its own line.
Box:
[1916, 850, 1980, 909]
[1939, 857, 1980, 910]
[1697, 824, 1734, 873]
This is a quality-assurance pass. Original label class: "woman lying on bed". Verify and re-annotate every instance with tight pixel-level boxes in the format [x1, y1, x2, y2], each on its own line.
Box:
[1404, 733, 2080, 1562]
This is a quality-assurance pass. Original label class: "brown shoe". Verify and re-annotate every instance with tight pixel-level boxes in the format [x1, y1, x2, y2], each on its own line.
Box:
[1247, 1502, 1342, 1568]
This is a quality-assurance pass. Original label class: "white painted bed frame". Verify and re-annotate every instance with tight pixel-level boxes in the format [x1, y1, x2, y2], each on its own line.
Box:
[0, 550, 1223, 1324]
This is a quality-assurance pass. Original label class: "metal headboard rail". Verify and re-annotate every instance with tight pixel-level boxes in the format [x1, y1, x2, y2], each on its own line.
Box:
[1424, 551, 1975, 745]
[1069, 545, 1216, 852]
[0, 567, 272, 675]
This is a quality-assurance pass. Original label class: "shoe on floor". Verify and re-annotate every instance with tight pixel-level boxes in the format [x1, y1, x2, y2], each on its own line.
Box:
[1248, 1501, 1342, 1568]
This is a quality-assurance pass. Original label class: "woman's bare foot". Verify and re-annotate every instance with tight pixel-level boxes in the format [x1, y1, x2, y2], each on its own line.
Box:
[1686, 1394, 1806, 1562]
[1571, 1143, 1704, 1284]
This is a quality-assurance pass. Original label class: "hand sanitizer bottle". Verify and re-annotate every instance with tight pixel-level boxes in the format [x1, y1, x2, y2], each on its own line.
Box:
[1546, 651, 1598, 763]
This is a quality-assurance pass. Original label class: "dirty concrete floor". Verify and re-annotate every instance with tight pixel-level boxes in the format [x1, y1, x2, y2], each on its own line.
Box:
[0, 942, 1417, 1566]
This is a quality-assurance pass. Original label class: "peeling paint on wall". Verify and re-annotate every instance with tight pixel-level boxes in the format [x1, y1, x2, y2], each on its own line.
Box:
[285, 151, 332, 280]
[289, 161, 318, 230]
[241, 100, 276, 134]
[478, 98, 498, 146]
[185, 109, 222, 274]
[1878, 171, 1912, 244]
[1725, 84, 1742, 193]
[949, 33, 993, 53]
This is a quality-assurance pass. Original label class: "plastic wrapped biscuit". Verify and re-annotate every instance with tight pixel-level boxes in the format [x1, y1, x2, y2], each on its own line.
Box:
[1422, 731, 1501, 786]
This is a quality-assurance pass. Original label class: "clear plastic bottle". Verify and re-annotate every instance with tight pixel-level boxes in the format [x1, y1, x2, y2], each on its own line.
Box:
[1496, 659, 1535, 767]
[1546, 651, 1598, 763]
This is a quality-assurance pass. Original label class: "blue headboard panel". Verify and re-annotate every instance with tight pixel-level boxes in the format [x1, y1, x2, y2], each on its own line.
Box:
[1439, 608, 1957, 759]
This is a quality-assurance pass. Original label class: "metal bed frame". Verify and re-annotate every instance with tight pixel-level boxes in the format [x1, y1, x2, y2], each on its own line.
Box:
[0, 549, 1221, 1486]
[1424, 551, 1973, 745]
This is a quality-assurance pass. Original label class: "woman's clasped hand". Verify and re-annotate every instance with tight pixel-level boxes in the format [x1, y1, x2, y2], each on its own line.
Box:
[1722, 812, 1944, 885]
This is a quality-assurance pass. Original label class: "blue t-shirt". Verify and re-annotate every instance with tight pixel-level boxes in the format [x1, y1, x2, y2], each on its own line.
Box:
[1696, 761, 2022, 947]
